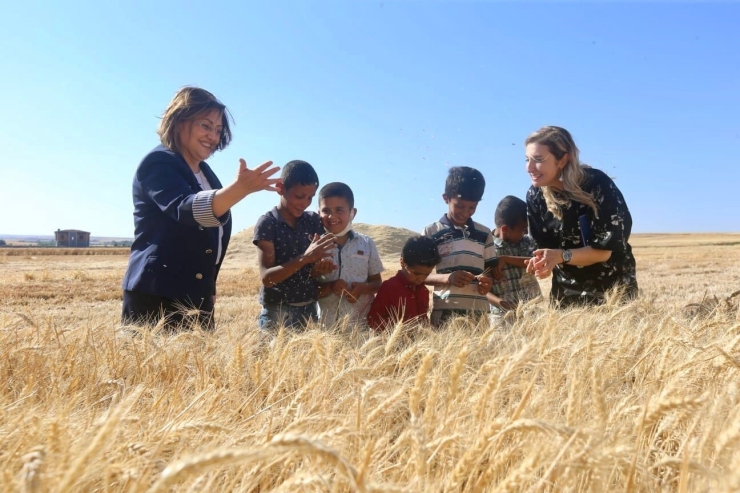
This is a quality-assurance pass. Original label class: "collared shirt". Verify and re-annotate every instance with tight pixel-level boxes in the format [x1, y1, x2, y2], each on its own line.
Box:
[422, 214, 497, 313]
[367, 270, 431, 331]
[253, 207, 324, 305]
[317, 231, 384, 329]
[490, 234, 542, 314]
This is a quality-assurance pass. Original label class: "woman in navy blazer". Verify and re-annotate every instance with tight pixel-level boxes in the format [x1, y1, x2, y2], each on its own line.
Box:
[122, 87, 280, 330]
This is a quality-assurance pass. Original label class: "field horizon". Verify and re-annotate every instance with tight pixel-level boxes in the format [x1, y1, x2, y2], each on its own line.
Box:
[1, 231, 739, 491]
[3, 228, 739, 247]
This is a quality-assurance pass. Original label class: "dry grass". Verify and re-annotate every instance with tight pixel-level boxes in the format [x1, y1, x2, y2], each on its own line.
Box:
[225, 223, 419, 267]
[1, 247, 130, 256]
[1, 233, 739, 492]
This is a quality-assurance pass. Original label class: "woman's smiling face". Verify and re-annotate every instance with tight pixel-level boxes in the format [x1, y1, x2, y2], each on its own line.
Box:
[177, 109, 223, 167]
[525, 142, 566, 189]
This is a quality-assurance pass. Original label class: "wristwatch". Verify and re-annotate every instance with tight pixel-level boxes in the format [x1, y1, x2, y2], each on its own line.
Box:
[561, 249, 573, 264]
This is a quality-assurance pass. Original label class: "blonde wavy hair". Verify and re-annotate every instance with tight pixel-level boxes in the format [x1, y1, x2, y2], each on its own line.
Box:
[525, 126, 598, 220]
[157, 86, 233, 156]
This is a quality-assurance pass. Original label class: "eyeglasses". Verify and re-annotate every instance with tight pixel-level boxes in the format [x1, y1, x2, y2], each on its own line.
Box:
[194, 120, 224, 137]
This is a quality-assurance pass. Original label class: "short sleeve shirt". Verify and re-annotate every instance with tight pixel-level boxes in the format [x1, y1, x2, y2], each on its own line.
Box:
[317, 231, 385, 328]
[253, 207, 325, 305]
[422, 214, 497, 313]
[367, 271, 431, 330]
[490, 234, 542, 314]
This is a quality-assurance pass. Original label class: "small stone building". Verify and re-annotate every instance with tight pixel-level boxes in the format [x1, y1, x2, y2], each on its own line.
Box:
[54, 229, 90, 247]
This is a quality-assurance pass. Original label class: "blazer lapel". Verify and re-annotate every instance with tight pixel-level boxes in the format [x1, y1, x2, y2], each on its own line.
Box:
[200, 162, 222, 189]
[169, 150, 201, 190]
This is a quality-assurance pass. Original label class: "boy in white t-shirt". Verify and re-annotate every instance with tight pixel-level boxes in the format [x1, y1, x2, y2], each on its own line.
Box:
[316, 182, 384, 330]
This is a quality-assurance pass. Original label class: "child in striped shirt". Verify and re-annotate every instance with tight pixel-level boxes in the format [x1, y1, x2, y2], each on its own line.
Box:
[422, 166, 497, 327]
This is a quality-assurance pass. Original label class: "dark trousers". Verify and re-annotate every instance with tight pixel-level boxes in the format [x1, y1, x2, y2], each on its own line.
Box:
[258, 302, 318, 331]
[121, 290, 215, 332]
[550, 281, 639, 309]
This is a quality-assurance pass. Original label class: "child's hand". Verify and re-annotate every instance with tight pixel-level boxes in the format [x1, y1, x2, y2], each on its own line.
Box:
[332, 279, 349, 298]
[346, 282, 367, 303]
[525, 255, 539, 275]
[312, 258, 337, 277]
[474, 275, 493, 295]
[303, 233, 336, 263]
[448, 270, 475, 287]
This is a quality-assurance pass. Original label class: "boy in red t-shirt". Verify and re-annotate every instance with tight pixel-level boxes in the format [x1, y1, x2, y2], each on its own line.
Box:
[367, 236, 442, 331]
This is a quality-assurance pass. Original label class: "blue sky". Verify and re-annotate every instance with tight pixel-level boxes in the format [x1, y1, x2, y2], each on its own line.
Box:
[1, 1, 738, 237]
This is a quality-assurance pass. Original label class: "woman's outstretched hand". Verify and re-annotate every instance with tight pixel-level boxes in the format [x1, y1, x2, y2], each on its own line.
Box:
[236, 159, 281, 195]
[211, 159, 281, 218]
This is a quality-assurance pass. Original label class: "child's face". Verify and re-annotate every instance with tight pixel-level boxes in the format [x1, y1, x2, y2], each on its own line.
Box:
[400, 259, 434, 286]
[319, 196, 355, 234]
[443, 195, 478, 227]
[502, 221, 528, 243]
[278, 183, 318, 220]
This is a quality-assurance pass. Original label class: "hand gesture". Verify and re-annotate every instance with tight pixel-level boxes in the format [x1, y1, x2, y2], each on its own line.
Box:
[527, 249, 561, 279]
[448, 270, 475, 288]
[346, 282, 367, 304]
[312, 258, 337, 277]
[236, 159, 281, 195]
[303, 233, 336, 264]
[474, 274, 493, 295]
[332, 279, 350, 298]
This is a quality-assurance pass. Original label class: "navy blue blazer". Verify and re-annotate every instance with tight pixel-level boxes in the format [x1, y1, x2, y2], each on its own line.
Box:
[122, 145, 233, 306]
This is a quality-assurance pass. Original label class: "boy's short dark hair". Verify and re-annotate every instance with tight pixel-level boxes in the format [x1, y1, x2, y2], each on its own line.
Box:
[495, 195, 528, 228]
[281, 160, 319, 191]
[318, 182, 354, 209]
[402, 236, 442, 268]
[445, 166, 485, 202]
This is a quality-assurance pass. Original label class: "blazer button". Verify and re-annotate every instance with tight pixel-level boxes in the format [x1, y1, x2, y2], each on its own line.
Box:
[195, 273, 203, 280]
[205, 249, 213, 254]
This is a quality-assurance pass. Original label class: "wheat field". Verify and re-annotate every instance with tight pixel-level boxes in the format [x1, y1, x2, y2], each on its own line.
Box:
[1, 232, 739, 492]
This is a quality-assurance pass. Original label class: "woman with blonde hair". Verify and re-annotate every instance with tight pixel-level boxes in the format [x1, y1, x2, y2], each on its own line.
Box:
[524, 126, 638, 307]
[121, 86, 280, 330]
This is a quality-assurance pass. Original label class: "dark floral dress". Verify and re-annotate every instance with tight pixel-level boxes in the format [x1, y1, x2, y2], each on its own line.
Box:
[526, 167, 638, 307]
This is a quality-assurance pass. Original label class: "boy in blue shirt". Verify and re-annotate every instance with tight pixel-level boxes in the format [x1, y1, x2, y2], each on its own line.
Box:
[253, 160, 336, 330]
[422, 166, 496, 327]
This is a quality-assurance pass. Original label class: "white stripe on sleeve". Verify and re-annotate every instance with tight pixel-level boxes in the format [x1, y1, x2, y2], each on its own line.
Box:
[192, 190, 222, 228]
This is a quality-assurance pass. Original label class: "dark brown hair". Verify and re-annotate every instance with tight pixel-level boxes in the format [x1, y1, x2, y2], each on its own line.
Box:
[157, 86, 233, 155]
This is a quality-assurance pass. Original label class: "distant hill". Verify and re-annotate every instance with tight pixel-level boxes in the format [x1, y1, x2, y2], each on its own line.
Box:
[225, 223, 419, 267]
[0, 234, 133, 246]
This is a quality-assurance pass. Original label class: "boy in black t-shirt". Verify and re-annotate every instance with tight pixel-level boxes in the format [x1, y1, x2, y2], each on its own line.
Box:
[253, 160, 336, 330]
